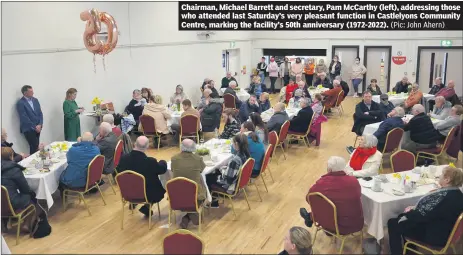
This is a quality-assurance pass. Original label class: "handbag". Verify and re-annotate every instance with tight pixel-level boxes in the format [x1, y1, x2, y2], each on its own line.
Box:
[30, 202, 52, 239]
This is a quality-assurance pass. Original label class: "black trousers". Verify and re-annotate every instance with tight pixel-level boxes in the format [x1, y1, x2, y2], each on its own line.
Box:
[269, 77, 277, 93]
[305, 74, 314, 86]
[428, 99, 436, 112]
[387, 217, 425, 255]
[24, 131, 40, 154]
[283, 75, 290, 86]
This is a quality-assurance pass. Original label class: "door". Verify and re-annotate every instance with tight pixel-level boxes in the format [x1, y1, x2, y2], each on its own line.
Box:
[418, 48, 463, 96]
[332, 46, 359, 96]
[364, 46, 392, 93]
[227, 49, 240, 84]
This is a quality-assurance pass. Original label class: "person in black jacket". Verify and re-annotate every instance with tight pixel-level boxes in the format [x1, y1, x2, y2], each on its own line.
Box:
[402, 104, 439, 154]
[378, 94, 395, 119]
[238, 95, 261, 123]
[328, 55, 341, 82]
[256, 57, 268, 85]
[352, 91, 383, 136]
[1, 147, 34, 211]
[223, 81, 242, 108]
[288, 98, 314, 134]
[335, 76, 350, 97]
[267, 103, 290, 134]
[1, 128, 27, 162]
[428, 77, 445, 95]
[394, 77, 412, 94]
[373, 107, 405, 152]
[221, 72, 238, 89]
[116, 136, 167, 217]
[125, 89, 145, 126]
[313, 72, 333, 89]
[200, 93, 223, 134]
[387, 166, 463, 255]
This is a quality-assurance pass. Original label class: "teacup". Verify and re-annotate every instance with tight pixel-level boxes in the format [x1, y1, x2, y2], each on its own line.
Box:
[404, 183, 412, 193]
[372, 179, 382, 192]
[211, 154, 219, 162]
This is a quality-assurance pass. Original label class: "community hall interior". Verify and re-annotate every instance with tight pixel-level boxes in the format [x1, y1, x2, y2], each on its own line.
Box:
[1, 2, 463, 254]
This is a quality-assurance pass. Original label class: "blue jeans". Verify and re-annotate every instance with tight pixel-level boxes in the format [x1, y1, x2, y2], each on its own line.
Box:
[259, 73, 265, 84]
[352, 78, 362, 93]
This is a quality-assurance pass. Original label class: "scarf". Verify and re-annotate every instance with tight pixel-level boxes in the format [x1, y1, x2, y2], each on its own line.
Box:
[415, 187, 460, 216]
[349, 147, 377, 171]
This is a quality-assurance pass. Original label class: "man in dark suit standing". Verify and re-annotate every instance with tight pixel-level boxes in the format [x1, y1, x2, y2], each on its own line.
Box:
[352, 91, 383, 136]
[288, 98, 314, 134]
[16, 85, 43, 154]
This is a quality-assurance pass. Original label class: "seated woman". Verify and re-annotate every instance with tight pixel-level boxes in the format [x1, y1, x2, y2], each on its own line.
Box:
[125, 89, 145, 126]
[285, 79, 298, 103]
[279, 85, 287, 103]
[249, 76, 267, 100]
[367, 79, 382, 95]
[140, 95, 172, 135]
[219, 108, 240, 139]
[278, 226, 313, 255]
[435, 105, 463, 142]
[206, 134, 249, 207]
[308, 94, 328, 143]
[387, 166, 463, 255]
[1, 128, 28, 162]
[345, 134, 382, 178]
[403, 83, 423, 111]
[250, 113, 268, 144]
[259, 92, 271, 112]
[170, 84, 189, 105]
[288, 89, 304, 109]
[141, 87, 152, 102]
[237, 121, 265, 177]
[295, 79, 312, 102]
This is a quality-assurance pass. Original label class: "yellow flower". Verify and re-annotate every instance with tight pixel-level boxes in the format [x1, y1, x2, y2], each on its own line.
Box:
[393, 173, 400, 178]
[225, 140, 231, 145]
[405, 175, 410, 180]
[91, 97, 103, 105]
[449, 162, 456, 168]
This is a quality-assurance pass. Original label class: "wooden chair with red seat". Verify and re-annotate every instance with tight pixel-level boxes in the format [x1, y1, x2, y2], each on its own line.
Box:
[268, 131, 278, 165]
[163, 229, 205, 255]
[288, 114, 315, 148]
[390, 150, 416, 173]
[116, 170, 161, 230]
[307, 192, 363, 254]
[179, 114, 200, 148]
[139, 114, 162, 150]
[251, 145, 273, 193]
[166, 177, 205, 233]
[310, 105, 325, 147]
[103, 140, 124, 194]
[210, 158, 255, 219]
[380, 128, 405, 170]
[331, 90, 345, 117]
[223, 93, 236, 109]
[445, 126, 461, 163]
[416, 127, 457, 165]
[276, 120, 290, 160]
[403, 213, 463, 255]
[62, 155, 107, 216]
[1, 186, 36, 245]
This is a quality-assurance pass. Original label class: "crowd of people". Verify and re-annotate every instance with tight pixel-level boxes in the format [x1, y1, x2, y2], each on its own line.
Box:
[1, 58, 462, 255]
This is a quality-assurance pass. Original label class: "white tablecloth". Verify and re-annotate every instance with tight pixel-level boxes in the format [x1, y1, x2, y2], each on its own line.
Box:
[166, 108, 202, 132]
[159, 139, 233, 203]
[19, 142, 73, 209]
[372, 94, 435, 106]
[362, 115, 442, 136]
[2, 236, 11, 254]
[261, 107, 300, 123]
[220, 88, 250, 102]
[360, 165, 446, 241]
[308, 87, 329, 97]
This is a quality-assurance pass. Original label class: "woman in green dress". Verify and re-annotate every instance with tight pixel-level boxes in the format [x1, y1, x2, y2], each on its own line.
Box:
[63, 88, 84, 141]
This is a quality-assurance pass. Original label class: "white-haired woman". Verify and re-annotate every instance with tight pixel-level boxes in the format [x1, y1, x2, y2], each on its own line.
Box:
[345, 134, 382, 178]
[170, 84, 189, 105]
[102, 114, 122, 137]
[288, 89, 304, 109]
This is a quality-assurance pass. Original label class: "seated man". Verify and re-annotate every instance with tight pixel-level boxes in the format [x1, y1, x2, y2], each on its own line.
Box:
[335, 76, 350, 97]
[300, 156, 364, 235]
[288, 98, 314, 134]
[429, 96, 452, 120]
[267, 102, 290, 134]
[322, 80, 343, 110]
[435, 80, 456, 101]
[102, 114, 122, 137]
[60, 132, 100, 189]
[373, 107, 405, 152]
[238, 95, 261, 123]
[200, 92, 223, 141]
[378, 94, 395, 119]
[221, 71, 238, 88]
[171, 139, 206, 229]
[351, 91, 383, 136]
[223, 81, 242, 108]
[1, 128, 28, 162]
[171, 99, 200, 143]
[403, 83, 423, 111]
[434, 105, 463, 142]
[313, 72, 333, 89]
[117, 136, 167, 217]
[95, 122, 118, 175]
[428, 77, 445, 95]
[393, 76, 411, 94]
[402, 104, 439, 154]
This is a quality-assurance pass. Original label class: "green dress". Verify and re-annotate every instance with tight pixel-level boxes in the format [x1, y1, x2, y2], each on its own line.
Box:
[63, 100, 81, 141]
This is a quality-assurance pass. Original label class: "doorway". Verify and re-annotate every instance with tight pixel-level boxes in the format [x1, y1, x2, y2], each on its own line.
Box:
[416, 46, 463, 96]
[332, 45, 360, 96]
[363, 46, 392, 93]
[223, 49, 241, 84]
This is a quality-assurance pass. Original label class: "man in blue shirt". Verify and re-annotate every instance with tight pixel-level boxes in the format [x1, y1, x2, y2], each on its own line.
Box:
[16, 85, 43, 154]
[373, 107, 405, 152]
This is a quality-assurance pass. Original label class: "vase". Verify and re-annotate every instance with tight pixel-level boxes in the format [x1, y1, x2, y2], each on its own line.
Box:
[94, 104, 102, 116]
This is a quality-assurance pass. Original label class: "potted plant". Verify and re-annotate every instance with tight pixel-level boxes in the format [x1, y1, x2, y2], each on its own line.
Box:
[91, 97, 103, 116]
[195, 147, 211, 161]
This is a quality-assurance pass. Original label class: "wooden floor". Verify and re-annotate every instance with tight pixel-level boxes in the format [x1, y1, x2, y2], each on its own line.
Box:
[4, 95, 462, 254]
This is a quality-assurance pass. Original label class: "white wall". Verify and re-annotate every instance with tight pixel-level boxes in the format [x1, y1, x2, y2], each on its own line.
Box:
[252, 31, 462, 92]
[1, 2, 252, 153]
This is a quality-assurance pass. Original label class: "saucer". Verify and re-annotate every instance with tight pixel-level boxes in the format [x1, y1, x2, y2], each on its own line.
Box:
[392, 189, 405, 196]
[371, 188, 383, 192]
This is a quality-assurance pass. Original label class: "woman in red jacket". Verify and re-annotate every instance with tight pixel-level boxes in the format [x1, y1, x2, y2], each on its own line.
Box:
[285, 78, 298, 103]
[300, 156, 364, 235]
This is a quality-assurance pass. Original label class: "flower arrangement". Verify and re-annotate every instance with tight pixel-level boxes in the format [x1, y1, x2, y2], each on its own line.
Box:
[449, 162, 456, 168]
[195, 147, 210, 156]
[52, 142, 68, 152]
[91, 97, 103, 105]
[392, 173, 410, 180]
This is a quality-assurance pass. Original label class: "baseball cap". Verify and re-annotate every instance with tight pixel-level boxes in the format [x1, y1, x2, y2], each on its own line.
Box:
[380, 94, 389, 100]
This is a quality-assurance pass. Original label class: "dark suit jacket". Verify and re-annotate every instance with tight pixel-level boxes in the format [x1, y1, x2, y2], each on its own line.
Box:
[340, 81, 349, 97]
[96, 132, 118, 174]
[224, 87, 242, 108]
[404, 112, 439, 145]
[394, 81, 411, 93]
[289, 106, 314, 133]
[373, 117, 404, 150]
[314, 77, 333, 89]
[117, 150, 167, 203]
[16, 97, 43, 133]
[352, 101, 383, 135]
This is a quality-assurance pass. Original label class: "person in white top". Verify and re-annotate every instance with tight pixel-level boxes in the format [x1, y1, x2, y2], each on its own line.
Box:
[267, 57, 279, 94]
[345, 134, 382, 178]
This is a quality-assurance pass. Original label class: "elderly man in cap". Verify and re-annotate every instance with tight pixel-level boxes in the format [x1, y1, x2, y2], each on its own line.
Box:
[221, 71, 238, 88]
[378, 94, 395, 119]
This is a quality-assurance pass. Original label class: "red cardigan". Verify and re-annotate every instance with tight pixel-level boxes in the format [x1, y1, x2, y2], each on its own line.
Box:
[285, 84, 298, 102]
[307, 171, 364, 234]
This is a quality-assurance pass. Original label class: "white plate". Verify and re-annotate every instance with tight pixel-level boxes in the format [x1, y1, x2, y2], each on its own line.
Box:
[392, 189, 405, 196]
[360, 181, 373, 188]
[412, 167, 422, 174]
[51, 159, 60, 163]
